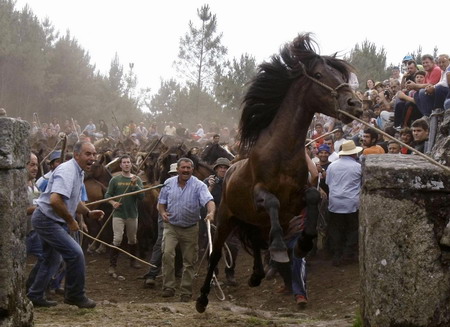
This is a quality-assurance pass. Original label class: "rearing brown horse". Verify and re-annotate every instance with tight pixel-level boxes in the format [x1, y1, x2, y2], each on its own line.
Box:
[196, 33, 362, 313]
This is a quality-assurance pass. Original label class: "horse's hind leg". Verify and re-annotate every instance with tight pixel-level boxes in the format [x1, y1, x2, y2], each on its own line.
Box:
[196, 215, 235, 313]
[247, 228, 266, 287]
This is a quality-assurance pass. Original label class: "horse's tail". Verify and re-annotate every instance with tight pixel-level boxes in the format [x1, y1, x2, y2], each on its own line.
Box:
[235, 220, 268, 256]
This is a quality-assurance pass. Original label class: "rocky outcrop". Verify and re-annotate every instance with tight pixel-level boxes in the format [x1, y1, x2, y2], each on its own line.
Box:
[360, 155, 450, 327]
[0, 118, 33, 327]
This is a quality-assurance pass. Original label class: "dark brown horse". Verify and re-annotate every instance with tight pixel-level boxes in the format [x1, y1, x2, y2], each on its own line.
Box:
[196, 33, 362, 313]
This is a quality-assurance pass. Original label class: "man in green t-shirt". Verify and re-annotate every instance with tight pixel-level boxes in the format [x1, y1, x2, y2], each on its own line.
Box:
[105, 154, 144, 275]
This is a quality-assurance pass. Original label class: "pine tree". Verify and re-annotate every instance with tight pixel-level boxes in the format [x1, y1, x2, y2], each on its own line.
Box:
[173, 4, 227, 92]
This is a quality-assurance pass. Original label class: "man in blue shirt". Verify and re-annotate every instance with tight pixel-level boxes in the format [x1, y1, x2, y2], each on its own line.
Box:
[159, 158, 215, 302]
[325, 140, 362, 267]
[27, 142, 104, 308]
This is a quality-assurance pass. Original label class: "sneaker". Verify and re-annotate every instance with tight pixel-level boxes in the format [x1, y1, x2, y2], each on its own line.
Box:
[64, 297, 96, 309]
[144, 277, 155, 288]
[295, 295, 307, 306]
[180, 294, 191, 302]
[30, 298, 58, 307]
[161, 289, 175, 298]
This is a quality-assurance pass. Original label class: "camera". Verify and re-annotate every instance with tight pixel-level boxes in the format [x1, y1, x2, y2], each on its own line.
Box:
[214, 177, 221, 184]
[384, 90, 390, 98]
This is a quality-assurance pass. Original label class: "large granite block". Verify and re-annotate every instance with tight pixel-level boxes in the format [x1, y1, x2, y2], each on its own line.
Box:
[360, 155, 450, 327]
[0, 118, 30, 169]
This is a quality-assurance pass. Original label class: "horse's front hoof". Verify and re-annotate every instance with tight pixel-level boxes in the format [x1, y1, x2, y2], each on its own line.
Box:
[270, 250, 289, 263]
[195, 295, 208, 313]
[248, 274, 263, 287]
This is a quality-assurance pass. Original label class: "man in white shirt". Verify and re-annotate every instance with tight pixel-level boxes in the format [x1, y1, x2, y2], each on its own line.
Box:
[326, 140, 362, 267]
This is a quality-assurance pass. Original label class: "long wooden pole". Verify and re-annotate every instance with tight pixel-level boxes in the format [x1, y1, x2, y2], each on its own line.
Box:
[85, 184, 164, 207]
[337, 110, 450, 174]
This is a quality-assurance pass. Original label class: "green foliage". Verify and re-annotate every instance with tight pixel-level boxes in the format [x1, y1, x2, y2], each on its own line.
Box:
[214, 53, 257, 118]
[109, 52, 124, 94]
[353, 310, 363, 327]
[346, 40, 389, 90]
[0, 0, 143, 127]
[173, 4, 227, 91]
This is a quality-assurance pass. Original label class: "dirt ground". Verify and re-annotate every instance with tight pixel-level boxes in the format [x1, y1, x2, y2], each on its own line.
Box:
[30, 248, 360, 327]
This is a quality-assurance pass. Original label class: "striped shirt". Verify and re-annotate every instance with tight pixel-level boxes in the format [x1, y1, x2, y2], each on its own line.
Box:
[159, 175, 213, 227]
[36, 159, 84, 223]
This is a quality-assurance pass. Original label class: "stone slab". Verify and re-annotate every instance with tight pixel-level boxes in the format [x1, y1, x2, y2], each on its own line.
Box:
[0, 118, 30, 169]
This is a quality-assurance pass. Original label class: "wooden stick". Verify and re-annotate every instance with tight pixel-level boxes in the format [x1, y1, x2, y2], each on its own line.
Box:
[337, 110, 450, 174]
[79, 230, 156, 267]
[305, 129, 339, 147]
[85, 184, 164, 207]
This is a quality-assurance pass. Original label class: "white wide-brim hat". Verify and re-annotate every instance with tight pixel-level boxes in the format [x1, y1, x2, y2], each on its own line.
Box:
[338, 140, 363, 156]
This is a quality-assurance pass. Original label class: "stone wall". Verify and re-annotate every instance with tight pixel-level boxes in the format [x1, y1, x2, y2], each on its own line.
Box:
[360, 155, 450, 327]
[0, 117, 33, 327]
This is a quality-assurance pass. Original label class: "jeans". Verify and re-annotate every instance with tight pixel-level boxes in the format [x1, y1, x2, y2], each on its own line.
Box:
[27, 208, 87, 301]
[144, 215, 164, 279]
[286, 237, 307, 298]
[415, 86, 450, 116]
[25, 230, 44, 290]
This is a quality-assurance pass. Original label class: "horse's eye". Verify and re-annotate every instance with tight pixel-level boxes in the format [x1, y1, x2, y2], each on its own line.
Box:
[314, 73, 322, 79]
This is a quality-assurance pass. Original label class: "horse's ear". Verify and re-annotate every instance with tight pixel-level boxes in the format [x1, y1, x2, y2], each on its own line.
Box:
[99, 154, 105, 165]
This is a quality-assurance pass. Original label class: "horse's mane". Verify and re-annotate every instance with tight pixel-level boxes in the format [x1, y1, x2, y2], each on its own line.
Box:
[238, 33, 353, 153]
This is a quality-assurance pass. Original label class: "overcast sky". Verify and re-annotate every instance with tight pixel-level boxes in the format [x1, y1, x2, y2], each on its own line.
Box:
[16, 0, 448, 94]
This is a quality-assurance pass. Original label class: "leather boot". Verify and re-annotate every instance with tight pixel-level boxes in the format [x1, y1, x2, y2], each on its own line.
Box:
[129, 244, 142, 269]
[109, 248, 119, 275]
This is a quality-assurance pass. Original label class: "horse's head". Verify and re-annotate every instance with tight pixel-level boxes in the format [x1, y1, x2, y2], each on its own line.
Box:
[239, 33, 362, 152]
[287, 33, 362, 124]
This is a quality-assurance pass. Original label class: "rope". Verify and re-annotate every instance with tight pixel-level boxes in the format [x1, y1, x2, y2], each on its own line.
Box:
[79, 230, 156, 268]
[337, 109, 450, 174]
[206, 220, 225, 301]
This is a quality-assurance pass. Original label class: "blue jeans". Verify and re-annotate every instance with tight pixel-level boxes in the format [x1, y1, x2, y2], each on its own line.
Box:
[26, 230, 64, 291]
[144, 215, 164, 279]
[286, 237, 307, 298]
[27, 209, 86, 301]
[415, 86, 450, 116]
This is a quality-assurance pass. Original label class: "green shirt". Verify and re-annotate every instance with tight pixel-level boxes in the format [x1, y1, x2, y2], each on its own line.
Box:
[105, 174, 144, 219]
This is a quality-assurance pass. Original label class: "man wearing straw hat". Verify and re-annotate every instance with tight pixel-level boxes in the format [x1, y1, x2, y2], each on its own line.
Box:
[325, 140, 362, 267]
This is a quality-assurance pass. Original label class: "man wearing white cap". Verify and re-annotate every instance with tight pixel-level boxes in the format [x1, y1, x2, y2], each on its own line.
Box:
[325, 140, 362, 267]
